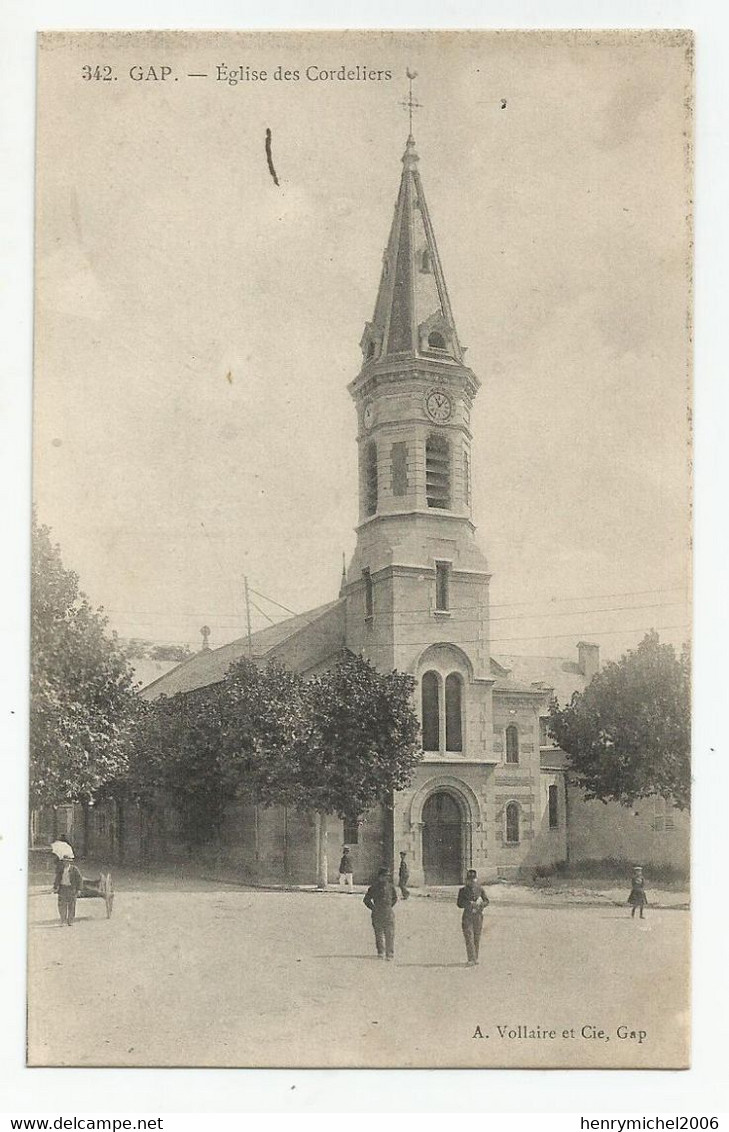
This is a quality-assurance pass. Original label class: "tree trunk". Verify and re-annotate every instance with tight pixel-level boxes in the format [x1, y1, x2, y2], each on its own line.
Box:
[81, 800, 90, 859]
[386, 792, 395, 873]
[316, 812, 329, 889]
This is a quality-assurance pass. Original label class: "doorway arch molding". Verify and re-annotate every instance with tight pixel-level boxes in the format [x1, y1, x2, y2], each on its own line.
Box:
[408, 775, 483, 828]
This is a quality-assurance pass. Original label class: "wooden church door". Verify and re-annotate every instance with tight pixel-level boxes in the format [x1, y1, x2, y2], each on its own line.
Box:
[422, 791, 463, 885]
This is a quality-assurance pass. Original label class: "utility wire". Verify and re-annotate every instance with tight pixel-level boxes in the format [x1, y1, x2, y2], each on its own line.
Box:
[248, 598, 275, 626]
[113, 597, 688, 634]
[102, 583, 688, 621]
[119, 621, 690, 651]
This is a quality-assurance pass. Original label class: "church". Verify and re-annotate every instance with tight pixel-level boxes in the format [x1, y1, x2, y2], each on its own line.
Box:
[78, 128, 688, 885]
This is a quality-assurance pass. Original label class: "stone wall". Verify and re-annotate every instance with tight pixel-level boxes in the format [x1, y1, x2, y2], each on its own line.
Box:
[566, 785, 689, 875]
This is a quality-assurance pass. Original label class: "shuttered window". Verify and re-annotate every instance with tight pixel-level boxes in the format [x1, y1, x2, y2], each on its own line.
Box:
[365, 441, 378, 515]
[426, 433, 451, 509]
[391, 441, 408, 496]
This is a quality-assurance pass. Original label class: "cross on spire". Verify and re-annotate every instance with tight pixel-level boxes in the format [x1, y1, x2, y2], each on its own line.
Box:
[400, 68, 422, 139]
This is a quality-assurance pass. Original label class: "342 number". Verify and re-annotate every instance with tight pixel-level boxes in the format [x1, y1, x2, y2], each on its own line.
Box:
[81, 65, 114, 81]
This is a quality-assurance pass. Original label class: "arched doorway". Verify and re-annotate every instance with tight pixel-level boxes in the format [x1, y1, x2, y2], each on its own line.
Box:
[422, 790, 465, 885]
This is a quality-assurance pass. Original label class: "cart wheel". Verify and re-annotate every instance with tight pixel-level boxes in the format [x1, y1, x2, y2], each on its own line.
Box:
[103, 873, 114, 918]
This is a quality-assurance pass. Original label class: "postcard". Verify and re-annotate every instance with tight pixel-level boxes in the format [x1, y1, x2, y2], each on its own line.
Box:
[28, 29, 692, 1069]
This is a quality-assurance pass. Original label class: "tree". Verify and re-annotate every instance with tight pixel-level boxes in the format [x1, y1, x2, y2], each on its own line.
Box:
[127, 652, 422, 875]
[128, 659, 309, 847]
[548, 631, 690, 811]
[30, 516, 139, 810]
[299, 653, 421, 820]
[297, 654, 422, 886]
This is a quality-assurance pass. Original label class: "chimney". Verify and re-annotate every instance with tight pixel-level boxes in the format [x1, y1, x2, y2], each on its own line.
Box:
[577, 641, 600, 683]
[200, 625, 211, 652]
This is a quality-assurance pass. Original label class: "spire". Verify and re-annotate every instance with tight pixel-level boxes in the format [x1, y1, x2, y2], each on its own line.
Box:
[361, 75, 464, 368]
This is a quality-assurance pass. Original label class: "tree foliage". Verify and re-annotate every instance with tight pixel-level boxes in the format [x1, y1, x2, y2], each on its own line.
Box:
[128, 652, 422, 845]
[548, 631, 690, 810]
[298, 654, 421, 821]
[30, 516, 139, 808]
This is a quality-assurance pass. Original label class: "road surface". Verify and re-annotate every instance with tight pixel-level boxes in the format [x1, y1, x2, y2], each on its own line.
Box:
[27, 874, 689, 1068]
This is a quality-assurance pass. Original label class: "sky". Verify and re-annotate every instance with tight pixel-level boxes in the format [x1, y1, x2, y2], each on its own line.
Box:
[33, 29, 692, 664]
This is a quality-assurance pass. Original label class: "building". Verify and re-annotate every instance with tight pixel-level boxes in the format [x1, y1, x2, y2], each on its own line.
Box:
[76, 131, 688, 883]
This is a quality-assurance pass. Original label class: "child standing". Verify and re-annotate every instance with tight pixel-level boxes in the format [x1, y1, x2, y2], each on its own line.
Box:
[398, 851, 410, 900]
[628, 865, 648, 919]
[53, 857, 83, 926]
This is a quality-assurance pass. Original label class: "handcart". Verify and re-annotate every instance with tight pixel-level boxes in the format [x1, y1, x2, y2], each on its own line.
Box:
[78, 871, 114, 918]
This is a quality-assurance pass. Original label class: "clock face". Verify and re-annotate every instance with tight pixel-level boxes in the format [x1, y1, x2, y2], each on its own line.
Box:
[363, 404, 375, 430]
[425, 390, 452, 423]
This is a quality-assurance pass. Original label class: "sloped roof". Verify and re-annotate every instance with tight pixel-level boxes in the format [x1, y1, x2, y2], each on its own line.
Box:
[131, 657, 180, 691]
[490, 672, 546, 695]
[540, 748, 570, 771]
[493, 653, 587, 707]
[141, 598, 345, 700]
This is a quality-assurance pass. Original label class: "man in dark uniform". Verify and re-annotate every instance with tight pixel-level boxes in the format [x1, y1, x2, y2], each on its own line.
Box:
[363, 866, 398, 960]
[456, 869, 489, 966]
[398, 851, 410, 900]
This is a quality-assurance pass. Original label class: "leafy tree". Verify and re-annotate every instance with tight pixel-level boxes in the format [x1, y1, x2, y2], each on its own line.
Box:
[128, 660, 309, 846]
[548, 631, 690, 811]
[296, 653, 422, 886]
[128, 652, 422, 867]
[297, 653, 421, 821]
[30, 516, 139, 809]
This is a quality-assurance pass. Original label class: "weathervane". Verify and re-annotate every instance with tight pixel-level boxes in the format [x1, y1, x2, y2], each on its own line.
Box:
[400, 68, 422, 138]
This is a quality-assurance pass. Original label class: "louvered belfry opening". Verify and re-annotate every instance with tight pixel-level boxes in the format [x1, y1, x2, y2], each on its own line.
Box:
[365, 440, 378, 515]
[426, 433, 451, 509]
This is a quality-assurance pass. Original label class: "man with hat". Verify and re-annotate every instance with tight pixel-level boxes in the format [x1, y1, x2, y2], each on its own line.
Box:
[363, 867, 398, 960]
[338, 845, 354, 891]
[456, 869, 490, 966]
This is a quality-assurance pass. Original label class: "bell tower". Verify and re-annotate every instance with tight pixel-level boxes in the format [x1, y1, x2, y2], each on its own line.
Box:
[344, 126, 492, 690]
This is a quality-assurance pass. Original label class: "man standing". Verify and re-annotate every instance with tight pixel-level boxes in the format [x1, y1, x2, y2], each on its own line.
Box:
[338, 845, 354, 891]
[456, 869, 489, 966]
[398, 851, 410, 900]
[363, 867, 398, 960]
[53, 856, 83, 927]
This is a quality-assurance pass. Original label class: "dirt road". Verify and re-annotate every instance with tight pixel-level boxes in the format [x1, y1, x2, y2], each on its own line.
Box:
[27, 874, 689, 1068]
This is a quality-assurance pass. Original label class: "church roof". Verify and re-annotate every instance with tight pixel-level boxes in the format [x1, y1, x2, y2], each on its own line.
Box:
[492, 653, 588, 708]
[140, 598, 346, 700]
[363, 135, 465, 365]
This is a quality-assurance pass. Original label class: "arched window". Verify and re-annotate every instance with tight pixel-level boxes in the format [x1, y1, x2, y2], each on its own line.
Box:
[426, 433, 451, 509]
[505, 802, 520, 844]
[445, 673, 463, 752]
[420, 248, 431, 273]
[367, 340, 376, 359]
[505, 724, 519, 764]
[365, 441, 378, 516]
[428, 331, 446, 349]
[421, 671, 439, 752]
